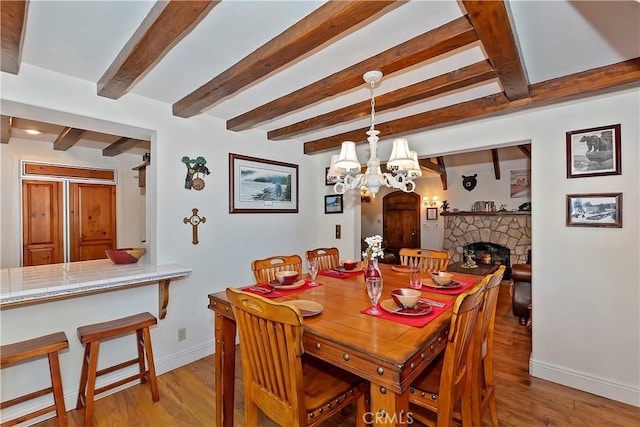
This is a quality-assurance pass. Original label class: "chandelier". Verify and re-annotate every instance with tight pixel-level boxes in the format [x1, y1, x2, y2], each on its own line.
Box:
[326, 70, 421, 197]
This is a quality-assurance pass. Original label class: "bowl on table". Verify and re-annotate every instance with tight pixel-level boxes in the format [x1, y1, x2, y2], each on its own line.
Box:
[342, 260, 359, 270]
[431, 271, 454, 286]
[390, 288, 421, 309]
[275, 270, 299, 285]
[105, 247, 146, 264]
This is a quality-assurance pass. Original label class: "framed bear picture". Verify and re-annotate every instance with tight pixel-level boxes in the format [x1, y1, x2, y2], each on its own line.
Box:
[566, 124, 621, 178]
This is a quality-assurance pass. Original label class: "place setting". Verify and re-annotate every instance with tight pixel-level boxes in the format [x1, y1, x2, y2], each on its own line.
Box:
[360, 277, 452, 327]
[242, 269, 321, 298]
[318, 259, 364, 278]
[419, 271, 475, 295]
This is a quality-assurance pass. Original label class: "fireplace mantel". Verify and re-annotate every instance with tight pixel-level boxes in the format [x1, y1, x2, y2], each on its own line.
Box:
[441, 211, 530, 216]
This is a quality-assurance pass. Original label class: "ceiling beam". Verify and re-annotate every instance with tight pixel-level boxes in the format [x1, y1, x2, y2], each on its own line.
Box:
[103, 137, 145, 157]
[462, 0, 529, 100]
[98, 1, 218, 99]
[1, 0, 28, 74]
[437, 157, 448, 191]
[491, 148, 500, 179]
[518, 144, 531, 158]
[173, 1, 402, 118]
[417, 158, 445, 175]
[1, 115, 12, 143]
[268, 60, 495, 140]
[304, 58, 640, 154]
[53, 127, 85, 151]
[228, 16, 478, 131]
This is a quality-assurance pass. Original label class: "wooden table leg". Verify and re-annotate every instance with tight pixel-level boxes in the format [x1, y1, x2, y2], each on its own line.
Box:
[214, 311, 237, 427]
[369, 383, 411, 426]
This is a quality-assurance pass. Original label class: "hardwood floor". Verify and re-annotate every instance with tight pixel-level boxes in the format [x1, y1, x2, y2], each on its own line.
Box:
[35, 285, 639, 426]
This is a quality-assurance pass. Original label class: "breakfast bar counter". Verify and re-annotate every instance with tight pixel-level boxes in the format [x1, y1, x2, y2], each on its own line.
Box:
[0, 259, 191, 319]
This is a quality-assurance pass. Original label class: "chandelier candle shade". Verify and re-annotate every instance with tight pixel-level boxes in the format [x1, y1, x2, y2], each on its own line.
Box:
[327, 70, 421, 197]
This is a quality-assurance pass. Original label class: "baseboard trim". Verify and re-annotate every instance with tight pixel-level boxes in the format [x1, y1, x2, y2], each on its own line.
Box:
[0, 341, 215, 426]
[530, 358, 640, 407]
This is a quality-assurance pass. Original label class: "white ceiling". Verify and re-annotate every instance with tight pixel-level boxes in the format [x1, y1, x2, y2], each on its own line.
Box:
[8, 0, 640, 154]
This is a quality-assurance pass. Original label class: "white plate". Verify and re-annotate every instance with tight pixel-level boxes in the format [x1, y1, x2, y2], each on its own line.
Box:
[270, 279, 306, 290]
[287, 300, 324, 317]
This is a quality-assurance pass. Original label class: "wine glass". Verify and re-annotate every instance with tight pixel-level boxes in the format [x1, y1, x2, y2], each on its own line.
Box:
[307, 258, 319, 287]
[365, 277, 383, 315]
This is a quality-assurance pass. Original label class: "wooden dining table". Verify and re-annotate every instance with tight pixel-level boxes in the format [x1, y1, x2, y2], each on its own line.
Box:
[207, 263, 483, 426]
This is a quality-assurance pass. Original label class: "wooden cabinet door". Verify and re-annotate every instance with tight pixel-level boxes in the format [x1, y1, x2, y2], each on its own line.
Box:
[22, 180, 64, 266]
[69, 183, 117, 261]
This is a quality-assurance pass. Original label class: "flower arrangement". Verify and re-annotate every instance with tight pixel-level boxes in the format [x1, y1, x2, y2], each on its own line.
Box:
[363, 235, 384, 260]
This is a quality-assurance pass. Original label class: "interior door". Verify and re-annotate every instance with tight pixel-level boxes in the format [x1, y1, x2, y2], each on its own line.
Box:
[383, 192, 420, 261]
[22, 180, 64, 266]
[69, 183, 117, 261]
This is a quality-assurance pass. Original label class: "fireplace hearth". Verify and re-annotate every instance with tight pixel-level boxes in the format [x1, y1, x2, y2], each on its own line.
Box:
[464, 242, 511, 279]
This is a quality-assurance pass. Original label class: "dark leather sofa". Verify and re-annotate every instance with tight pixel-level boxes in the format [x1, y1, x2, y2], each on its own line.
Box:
[511, 250, 532, 326]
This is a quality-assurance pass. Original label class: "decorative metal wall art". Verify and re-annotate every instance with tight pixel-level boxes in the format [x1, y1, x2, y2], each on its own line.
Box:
[182, 156, 210, 190]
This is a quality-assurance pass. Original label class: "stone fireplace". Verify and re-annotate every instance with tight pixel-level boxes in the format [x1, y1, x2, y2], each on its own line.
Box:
[442, 212, 531, 269]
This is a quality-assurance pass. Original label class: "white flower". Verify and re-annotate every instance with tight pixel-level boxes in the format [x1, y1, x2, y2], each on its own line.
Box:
[363, 234, 384, 259]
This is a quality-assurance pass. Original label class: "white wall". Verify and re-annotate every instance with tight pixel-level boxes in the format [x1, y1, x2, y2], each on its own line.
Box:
[0, 138, 145, 268]
[0, 62, 637, 418]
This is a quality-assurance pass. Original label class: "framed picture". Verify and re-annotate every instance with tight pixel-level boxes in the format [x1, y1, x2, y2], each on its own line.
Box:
[229, 153, 298, 213]
[510, 169, 530, 198]
[325, 167, 332, 186]
[566, 193, 622, 228]
[566, 124, 621, 178]
[324, 195, 343, 214]
[426, 207, 438, 220]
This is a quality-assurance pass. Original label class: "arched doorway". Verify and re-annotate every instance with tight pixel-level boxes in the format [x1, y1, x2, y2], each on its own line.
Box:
[383, 192, 420, 262]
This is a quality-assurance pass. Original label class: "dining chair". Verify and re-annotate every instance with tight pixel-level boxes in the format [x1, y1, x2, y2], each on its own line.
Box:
[226, 288, 367, 427]
[251, 254, 303, 284]
[399, 248, 451, 273]
[471, 265, 506, 427]
[408, 276, 488, 427]
[305, 247, 340, 271]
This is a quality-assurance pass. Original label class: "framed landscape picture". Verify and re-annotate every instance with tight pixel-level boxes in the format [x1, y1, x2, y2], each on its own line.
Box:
[324, 195, 343, 214]
[229, 153, 298, 213]
[566, 124, 621, 178]
[566, 193, 622, 228]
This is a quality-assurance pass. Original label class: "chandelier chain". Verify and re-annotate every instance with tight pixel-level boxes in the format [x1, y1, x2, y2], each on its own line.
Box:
[369, 79, 376, 132]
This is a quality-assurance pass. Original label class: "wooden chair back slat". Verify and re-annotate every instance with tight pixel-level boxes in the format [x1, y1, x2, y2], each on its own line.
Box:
[399, 248, 451, 273]
[305, 247, 340, 271]
[251, 255, 303, 284]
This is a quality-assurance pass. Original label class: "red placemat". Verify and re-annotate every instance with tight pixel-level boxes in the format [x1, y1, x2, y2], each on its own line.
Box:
[318, 269, 364, 278]
[361, 298, 452, 327]
[240, 280, 322, 299]
[420, 277, 475, 295]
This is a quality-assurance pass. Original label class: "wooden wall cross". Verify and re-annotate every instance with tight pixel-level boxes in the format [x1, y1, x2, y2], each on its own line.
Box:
[183, 208, 206, 244]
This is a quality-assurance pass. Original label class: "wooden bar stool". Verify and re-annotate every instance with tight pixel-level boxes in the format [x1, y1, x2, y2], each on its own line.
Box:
[0, 332, 68, 427]
[76, 312, 159, 426]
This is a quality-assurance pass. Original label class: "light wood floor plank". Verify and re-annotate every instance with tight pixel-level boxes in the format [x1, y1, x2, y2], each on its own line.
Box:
[34, 285, 639, 426]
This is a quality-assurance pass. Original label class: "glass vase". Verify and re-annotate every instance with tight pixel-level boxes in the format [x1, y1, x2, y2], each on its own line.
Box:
[364, 258, 382, 281]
